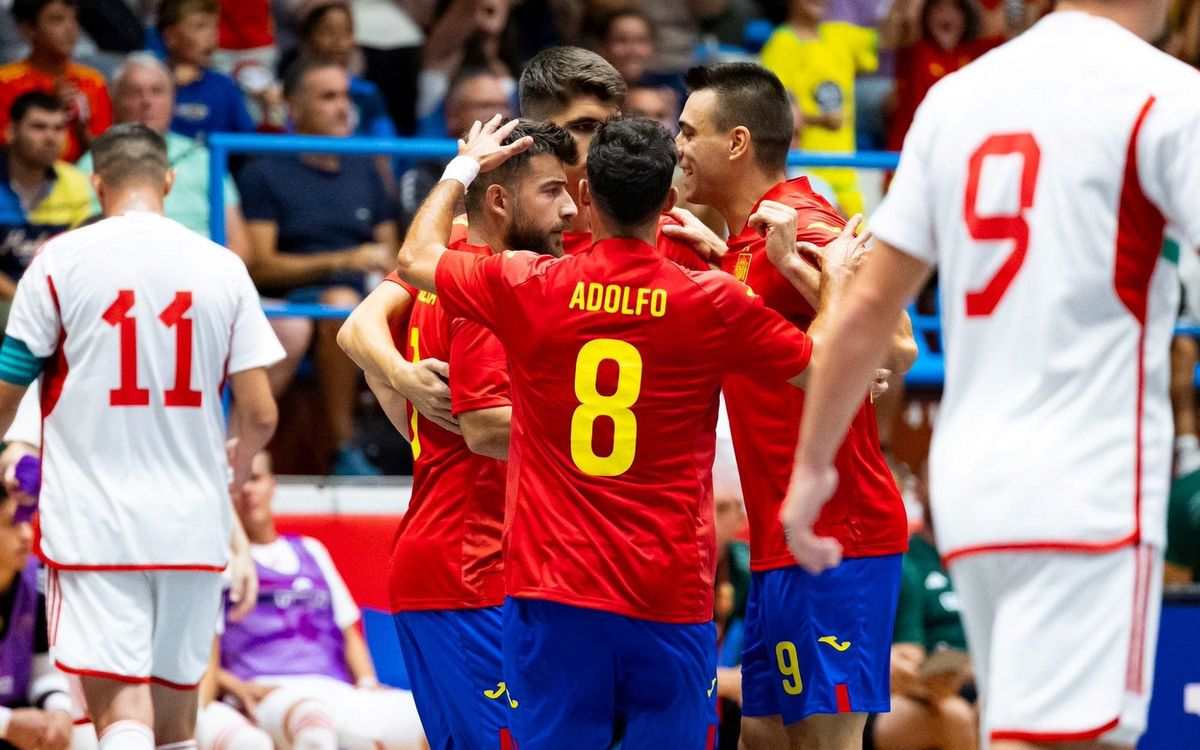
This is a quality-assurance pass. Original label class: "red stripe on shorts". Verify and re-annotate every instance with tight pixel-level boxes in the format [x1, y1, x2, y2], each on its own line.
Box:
[991, 717, 1120, 743]
[835, 684, 851, 712]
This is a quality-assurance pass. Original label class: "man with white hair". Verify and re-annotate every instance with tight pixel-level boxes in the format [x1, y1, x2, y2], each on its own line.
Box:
[76, 53, 250, 261]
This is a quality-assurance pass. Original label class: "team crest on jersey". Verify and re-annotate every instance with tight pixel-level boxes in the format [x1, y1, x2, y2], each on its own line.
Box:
[733, 252, 752, 282]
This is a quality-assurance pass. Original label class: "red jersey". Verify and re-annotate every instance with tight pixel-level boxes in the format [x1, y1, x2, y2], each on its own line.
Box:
[219, 0, 274, 50]
[719, 179, 907, 570]
[434, 238, 812, 623]
[563, 217, 710, 269]
[385, 241, 511, 612]
[0, 61, 112, 162]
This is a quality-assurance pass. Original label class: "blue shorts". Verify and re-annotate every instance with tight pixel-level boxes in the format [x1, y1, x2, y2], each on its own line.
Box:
[502, 598, 718, 750]
[392, 607, 512, 750]
[741, 555, 902, 724]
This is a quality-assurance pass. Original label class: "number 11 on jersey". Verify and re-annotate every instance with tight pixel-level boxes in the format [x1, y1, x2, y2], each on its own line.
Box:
[102, 289, 202, 408]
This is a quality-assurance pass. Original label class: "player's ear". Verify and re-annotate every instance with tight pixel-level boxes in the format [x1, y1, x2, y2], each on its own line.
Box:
[661, 185, 678, 214]
[729, 125, 751, 163]
[89, 173, 104, 203]
[485, 183, 508, 222]
[579, 179, 592, 210]
[162, 168, 176, 198]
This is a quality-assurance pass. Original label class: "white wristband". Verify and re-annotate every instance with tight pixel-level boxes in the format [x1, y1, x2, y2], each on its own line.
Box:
[0, 705, 12, 739]
[440, 156, 481, 189]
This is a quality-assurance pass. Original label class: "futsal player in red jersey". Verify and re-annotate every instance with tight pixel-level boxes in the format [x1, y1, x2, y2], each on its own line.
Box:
[675, 63, 918, 750]
[382, 121, 578, 750]
[395, 114, 870, 749]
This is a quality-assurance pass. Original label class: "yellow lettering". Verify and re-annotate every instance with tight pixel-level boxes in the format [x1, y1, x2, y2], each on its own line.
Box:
[651, 289, 668, 317]
[569, 283, 670, 317]
[636, 288, 651, 316]
[586, 283, 603, 311]
[603, 285, 620, 313]
[620, 286, 636, 316]
[569, 282, 586, 311]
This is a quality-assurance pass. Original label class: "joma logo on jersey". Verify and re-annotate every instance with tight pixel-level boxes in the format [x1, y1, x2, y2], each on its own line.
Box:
[733, 252, 752, 282]
[818, 636, 851, 652]
[484, 681, 519, 708]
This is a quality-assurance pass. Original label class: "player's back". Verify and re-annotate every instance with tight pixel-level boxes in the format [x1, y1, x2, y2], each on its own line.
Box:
[446, 238, 810, 624]
[881, 11, 1200, 558]
[24, 211, 257, 569]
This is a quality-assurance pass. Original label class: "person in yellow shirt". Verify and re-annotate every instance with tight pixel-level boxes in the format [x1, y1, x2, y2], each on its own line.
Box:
[761, 0, 878, 216]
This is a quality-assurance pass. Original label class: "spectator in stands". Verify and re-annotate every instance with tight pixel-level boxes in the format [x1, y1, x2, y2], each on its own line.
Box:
[416, 0, 518, 135]
[291, 0, 397, 139]
[237, 59, 396, 476]
[212, 451, 427, 750]
[884, 0, 1004, 153]
[594, 8, 655, 86]
[0, 0, 111, 163]
[76, 53, 251, 261]
[713, 420, 748, 747]
[867, 475, 977, 750]
[211, 0, 279, 103]
[625, 84, 679, 134]
[159, 0, 258, 139]
[617, 0, 729, 85]
[0, 92, 90, 310]
[397, 67, 513, 230]
[761, 0, 879, 216]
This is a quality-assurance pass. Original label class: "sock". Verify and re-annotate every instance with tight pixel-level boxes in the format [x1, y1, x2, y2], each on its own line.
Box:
[220, 726, 272, 750]
[157, 742, 198, 750]
[285, 701, 337, 750]
[1176, 434, 1200, 477]
[99, 721, 155, 750]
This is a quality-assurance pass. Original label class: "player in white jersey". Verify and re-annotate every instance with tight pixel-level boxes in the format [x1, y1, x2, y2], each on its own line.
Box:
[776, 2, 1200, 749]
[0, 124, 283, 750]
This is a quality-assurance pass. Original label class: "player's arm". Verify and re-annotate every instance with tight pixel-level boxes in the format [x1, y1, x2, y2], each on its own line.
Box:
[244, 220, 392, 290]
[782, 240, 932, 573]
[342, 625, 380, 688]
[337, 281, 458, 433]
[225, 204, 253, 264]
[227, 368, 278, 490]
[397, 115, 533, 293]
[460, 407, 511, 461]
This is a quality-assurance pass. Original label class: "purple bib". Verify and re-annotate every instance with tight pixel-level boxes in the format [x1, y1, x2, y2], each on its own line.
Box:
[0, 561, 38, 707]
[220, 537, 351, 683]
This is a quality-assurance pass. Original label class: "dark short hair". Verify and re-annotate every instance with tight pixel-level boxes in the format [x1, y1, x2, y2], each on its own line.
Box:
[156, 0, 218, 33]
[465, 119, 578, 215]
[283, 58, 345, 99]
[597, 8, 654, 43]
[12, 0, 77, 25]
[9, 91, 63, 125]
[91, 123, 170, 189]
[447, 66, 504, 107]
[298, 0, 351, 42]
[586, 116, 676, 231]
[519, 46, 627, 120]
[685, 63, 793, 173]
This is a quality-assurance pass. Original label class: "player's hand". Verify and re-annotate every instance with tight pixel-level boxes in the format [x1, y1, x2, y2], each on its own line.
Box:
[227, 525, 258, 623]
[346, 243, 394, 274]
[38, 710, 73, 750]
[810, 214, 871, 280]
[5, 709, 69, 750]
[779, 462, 843, 574]
[228, 679, 275, 714]
[890, 643, 925, 699]
[921, 669, 966, 702]
[716, 666, 743, 705]
[871, 368, 892, 400]
[750, 201, 799, 271]
[660, 207, 727, 265]
[458, 115, 533, 174]
[393, 358, 459, 434]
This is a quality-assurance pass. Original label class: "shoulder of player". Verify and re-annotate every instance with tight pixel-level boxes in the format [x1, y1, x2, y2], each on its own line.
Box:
[676, 265, 759, 317]
[0, 61, 31, 84]
[66, 63, 107, 89]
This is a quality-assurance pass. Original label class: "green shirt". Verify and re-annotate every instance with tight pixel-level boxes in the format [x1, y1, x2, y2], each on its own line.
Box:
[893, 534, 967, 652]
[76, 131, 239, 239]
[1167, 468, 1200, 577]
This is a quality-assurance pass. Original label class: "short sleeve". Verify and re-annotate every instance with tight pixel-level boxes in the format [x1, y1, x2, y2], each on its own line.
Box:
[88, 83, 113, 137]
[222, 173, 240, 208]
[870, 89, 939, 264]
[235, 159, 278, 223]
[448, 317, 510, 416]
[849, 24, 879, 74]
[227, 263, 285, 374]
[759, 30, 792, 87]
[712, 276, 812, 380]
[433, 249, 546, 337]
[301, 537, 361, 629]
[892, 555, 926, 645]
[6, 252, 62, 358]
[656, 218, 711, 272]
[1139, 92, 1200, 251]
[383, 271, 418, 297]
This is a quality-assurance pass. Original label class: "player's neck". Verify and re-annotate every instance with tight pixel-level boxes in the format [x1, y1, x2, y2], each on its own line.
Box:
[720, 171, 789, 236]
[27, 48, 68, 76]
[248, 525, 277, 545]
[103, 189, 165, 217]
[1055, 1, 1160, 40]
[467, 216, 508, 252]
[591, 217, 655, 247]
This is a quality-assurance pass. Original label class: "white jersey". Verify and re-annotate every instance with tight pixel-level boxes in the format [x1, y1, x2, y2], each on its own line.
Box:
[6, 211, 284, 569]
[871, 11, 1200, 560]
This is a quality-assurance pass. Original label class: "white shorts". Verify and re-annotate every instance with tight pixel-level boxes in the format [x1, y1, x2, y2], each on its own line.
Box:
[949, 544, 1162, 748]
[47, 569, 223, 689]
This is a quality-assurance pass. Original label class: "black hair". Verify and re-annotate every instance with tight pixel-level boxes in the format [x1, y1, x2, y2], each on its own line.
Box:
[9, 90, 63, 125]
[155, 0, 218, 33]
[586, 116, 676, 231]
[922, 0, 981, 44]
[12, 0, 77, 25]
[298, 1, 351, 42]
[465, 119, 578, 215]
[519, 46, 627, 120]
[283, 58, 344, 99]
[91, 123, 169, 189]
[685, 63, 793, 173]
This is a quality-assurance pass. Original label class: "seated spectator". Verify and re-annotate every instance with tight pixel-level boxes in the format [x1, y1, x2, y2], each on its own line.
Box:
[212, 451, 426, 750]
[415, 0, 518, 135]
[291, 0, 397, 139]
[594, 8, 654, 85]
[237, 59, 396, 475]
[0, 92, 90, 309]
[761, 0, 879, 217]
[75, 53, 251, 261]
[624, 84, 679, 134]
[397, 67, 513, 230]
[159, 0, 258, 139]
[0, 0, 111, 162]
[867, 476, 977, 750]
[628, 0, 729, 87]
[885, 0, 1004, 152]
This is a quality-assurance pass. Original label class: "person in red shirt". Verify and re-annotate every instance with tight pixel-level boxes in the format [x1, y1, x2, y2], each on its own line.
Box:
[676, 63, 917, 750]
[0, 0, 112, 162]
[395, 113, 866, 749]
[383, 120, 578, 750]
